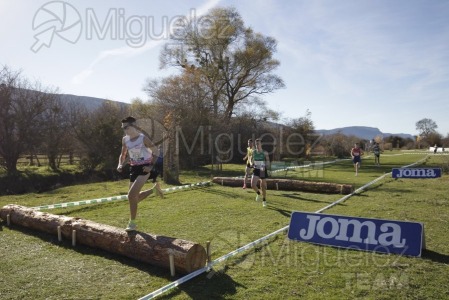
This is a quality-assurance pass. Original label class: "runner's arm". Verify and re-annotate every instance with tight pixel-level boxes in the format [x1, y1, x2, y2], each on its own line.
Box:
[117, 137, 127, 172]
[143, 136, 158, 164]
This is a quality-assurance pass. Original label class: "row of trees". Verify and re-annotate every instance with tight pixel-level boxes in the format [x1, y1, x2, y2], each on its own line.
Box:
[2, 7, 447, 180]
[2, 60, 446, 180]
[0, 65, 130, 175]
[0, 72, 316, 181]
[1, 66, 60, 173]
[0, 7, 292, 181]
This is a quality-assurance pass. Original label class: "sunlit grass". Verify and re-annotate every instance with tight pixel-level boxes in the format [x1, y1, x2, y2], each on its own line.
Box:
[1, 152, 449, 299]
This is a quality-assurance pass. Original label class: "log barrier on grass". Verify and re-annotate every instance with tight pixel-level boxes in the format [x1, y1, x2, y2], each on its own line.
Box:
[213, 177, 354, 194]
[0, 204, 207, 274]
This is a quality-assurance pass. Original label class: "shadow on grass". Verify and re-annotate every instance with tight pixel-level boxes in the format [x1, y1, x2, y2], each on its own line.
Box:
[5, 222, 246, 299]
[172, 241, 267, 300]
[265, 204, 292, 218]
[281, 192, 332, 204]
[159, 267, 244, 300]
[199, 187, 242, 199]
[184, 166, 242, 180]
[377, 187, 414, 194]
[422, 249, 449, 264]
[6, 223, 177, 278]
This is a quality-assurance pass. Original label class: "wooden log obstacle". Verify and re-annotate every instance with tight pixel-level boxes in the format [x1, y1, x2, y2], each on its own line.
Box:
[0, 204, 206, 274]
[213, 177, 354, 194]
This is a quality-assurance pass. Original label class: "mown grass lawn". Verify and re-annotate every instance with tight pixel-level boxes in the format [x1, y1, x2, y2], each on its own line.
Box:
[1, 151, 449, 299]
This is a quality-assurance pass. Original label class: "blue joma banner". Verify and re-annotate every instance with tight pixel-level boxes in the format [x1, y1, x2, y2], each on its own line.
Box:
[392, 168, 442, 179]
[288, 212, 424, 257]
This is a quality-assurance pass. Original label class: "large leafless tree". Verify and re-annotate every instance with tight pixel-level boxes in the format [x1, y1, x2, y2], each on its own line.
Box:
[159, 6, 285, 121]
[0, 66, 57, 174]
[416, 118, 438, 139]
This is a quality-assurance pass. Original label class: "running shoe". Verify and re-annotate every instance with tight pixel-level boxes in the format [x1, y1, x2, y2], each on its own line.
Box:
[125, 222, 137, 231]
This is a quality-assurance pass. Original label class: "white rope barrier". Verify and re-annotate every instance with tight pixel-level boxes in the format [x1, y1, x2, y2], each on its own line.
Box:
[231, 159, 350, 179]
[31, 195, 129, 210]
[31, 181, 211, 211]
[271, 158, 349, 173]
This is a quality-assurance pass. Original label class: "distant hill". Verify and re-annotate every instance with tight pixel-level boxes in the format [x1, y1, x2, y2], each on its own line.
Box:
[10, 88, 130, 111]
[315, 126, 414, 140]
[57, 93, 129, 111]
[53, 95, 415, 141]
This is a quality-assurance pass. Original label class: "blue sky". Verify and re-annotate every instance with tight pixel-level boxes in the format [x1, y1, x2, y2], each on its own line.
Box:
[1, 0, 449, 136]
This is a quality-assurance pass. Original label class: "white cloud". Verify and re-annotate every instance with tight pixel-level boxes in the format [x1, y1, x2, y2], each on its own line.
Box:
[71, 69, 93, 85]
[71, 0, 222, 84]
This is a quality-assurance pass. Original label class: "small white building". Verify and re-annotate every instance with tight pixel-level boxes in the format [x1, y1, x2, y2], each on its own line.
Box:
[429, 146, 446, 153]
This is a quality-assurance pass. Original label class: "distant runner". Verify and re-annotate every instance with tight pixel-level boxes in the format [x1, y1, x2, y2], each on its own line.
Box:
[242, 139, 254, 189]
[350, 142, 364, 176]
[251, 139, 270, 207]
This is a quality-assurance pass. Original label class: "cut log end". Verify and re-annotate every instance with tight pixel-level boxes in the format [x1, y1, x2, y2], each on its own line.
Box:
[185, 244, 208, 273]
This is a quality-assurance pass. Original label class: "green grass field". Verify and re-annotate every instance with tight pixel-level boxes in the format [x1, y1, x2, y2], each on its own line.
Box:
[1, 151, 449, 299]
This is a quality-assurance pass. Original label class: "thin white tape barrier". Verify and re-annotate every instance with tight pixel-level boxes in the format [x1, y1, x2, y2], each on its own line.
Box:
[270, 159, 349, 174]
[316, 155, 428, 213]
[232, 159, 350, 179]
[31, 181, 211, 211]
[139, 155, 429, 300]
[270, 152, 431, 176]
[138, 224, 290, 300]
